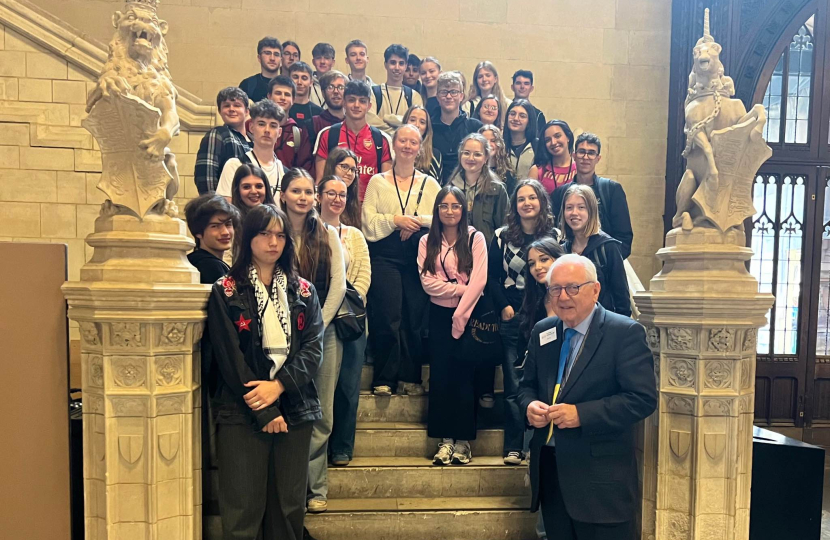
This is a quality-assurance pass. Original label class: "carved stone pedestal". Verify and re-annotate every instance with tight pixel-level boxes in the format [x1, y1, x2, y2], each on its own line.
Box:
[63, 213, 210, 540]
[635, 228, 773, 540]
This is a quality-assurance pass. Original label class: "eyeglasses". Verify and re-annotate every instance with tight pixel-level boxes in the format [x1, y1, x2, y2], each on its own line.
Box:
[323, 191, 347, 201]
[326, 84, 346, 92]
[438, 203, 463, 212]
[575, 149, 599, 159]
[336, 163, 358, 175]
[460, 150, 485, 159]
[547, 281, 595, 297]
[282, 51, 300, 59]
[437, 90, 462, 98]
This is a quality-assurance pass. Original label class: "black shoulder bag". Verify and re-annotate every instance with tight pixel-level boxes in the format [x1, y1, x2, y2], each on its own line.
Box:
[459, 232, 503, 366]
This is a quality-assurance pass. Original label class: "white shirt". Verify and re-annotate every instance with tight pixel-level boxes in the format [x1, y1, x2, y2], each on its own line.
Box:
[217, 150, 285, 197]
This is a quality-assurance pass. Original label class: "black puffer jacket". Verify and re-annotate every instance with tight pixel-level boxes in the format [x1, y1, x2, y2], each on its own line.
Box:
[205, 273, 324, 429]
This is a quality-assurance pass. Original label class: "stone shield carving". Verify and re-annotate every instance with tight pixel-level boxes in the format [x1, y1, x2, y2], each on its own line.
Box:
[118, 434, 143, 464]
[670, 429, 691, 459]
[704, 432, 726, 460]
[158, 431, 180, 461]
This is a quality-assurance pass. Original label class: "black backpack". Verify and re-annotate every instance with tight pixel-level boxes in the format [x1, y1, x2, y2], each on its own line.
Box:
[326, 122, 385, 169]
[371, 85, 413, 114]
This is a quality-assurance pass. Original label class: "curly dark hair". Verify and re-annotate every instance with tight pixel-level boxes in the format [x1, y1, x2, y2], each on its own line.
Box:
[503, 178, 557, 246]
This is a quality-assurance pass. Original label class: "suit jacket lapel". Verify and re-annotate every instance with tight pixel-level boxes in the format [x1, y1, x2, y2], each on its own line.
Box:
[541, 319, 564, 405]
[559, 306, 606, 403]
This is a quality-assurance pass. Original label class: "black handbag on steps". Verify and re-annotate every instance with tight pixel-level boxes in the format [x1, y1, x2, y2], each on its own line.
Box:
[459, 233, 502, 366]
[333, 280, 366, 341]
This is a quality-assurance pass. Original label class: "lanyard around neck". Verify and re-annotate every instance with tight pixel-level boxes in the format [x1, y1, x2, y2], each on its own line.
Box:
[384, 84, 405, 115]
[393, 167, 416, 214]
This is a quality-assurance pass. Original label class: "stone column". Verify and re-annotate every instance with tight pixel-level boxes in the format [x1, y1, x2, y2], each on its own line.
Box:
[635, 229, 774, 540]
[63, 214, 210, 540]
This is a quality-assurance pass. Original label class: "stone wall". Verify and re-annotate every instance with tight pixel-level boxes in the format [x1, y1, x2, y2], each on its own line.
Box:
[19, 0, 672, 282]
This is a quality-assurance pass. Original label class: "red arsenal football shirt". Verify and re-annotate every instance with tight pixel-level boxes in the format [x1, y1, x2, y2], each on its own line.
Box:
[315, 123, 392, 201]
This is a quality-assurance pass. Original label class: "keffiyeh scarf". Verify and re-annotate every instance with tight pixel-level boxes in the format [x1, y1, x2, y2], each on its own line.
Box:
[249, 264, 291, 378]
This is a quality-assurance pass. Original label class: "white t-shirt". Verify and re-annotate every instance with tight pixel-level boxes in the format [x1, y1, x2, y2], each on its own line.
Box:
[217, 150, 285, 197]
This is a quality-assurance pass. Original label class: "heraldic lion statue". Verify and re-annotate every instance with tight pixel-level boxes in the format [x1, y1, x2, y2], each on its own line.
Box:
[83, 0, 181, 219]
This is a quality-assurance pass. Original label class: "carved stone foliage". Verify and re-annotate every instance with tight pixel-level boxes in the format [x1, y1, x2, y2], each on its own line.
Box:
[111, 322, 142, 348]
[157, 395, 186, 415]
[667, 328, 695, 351]
[667, 396, 695, 415]
[111, 397, 147, 417]
[668, 358, 696, 388]
[703, 398, 732, 416]
[742, 328, 757, 352]
[80, 322, 100, 346]
[88, 355, 104, 388]
[740, 359, 751, 390]
[155, 356, 183, 387]
[707, 328, 735, 352]
[704, 361, 732, 389]
[159, 323, 187, 346]
[112, 358, 146, 388]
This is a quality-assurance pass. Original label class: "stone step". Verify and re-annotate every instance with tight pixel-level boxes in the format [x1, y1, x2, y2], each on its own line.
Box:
[354, 422, 504, 457]
[305, 497, 536, 540]
[327, 456, 529, 500]
[357, 394, 506, 424]
[360, 364, 505, 393]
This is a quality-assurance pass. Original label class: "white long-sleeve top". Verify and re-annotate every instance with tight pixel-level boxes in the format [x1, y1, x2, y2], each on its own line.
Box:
[339, 224, 372, 299]
[361, 171, 441, 242]
[320, 225, 346, 328]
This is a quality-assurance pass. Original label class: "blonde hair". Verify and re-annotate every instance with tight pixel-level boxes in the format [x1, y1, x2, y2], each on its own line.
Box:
[468, 61, 509, 125]
[560, 184, 601, 239]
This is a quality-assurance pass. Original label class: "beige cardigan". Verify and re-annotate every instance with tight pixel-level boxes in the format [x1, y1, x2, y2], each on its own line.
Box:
[339, 225, 372, 300]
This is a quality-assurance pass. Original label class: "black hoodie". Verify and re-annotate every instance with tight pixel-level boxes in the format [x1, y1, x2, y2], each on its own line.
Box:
[430, 110, 482, 184]
[563, 231, 630, 317]
[188, 248, 230, 285]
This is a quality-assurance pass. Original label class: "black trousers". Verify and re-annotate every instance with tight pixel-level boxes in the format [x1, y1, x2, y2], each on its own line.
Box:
[539, 446, 634, 540]
[427, 303, 477, 441]
[367, 255, 427, 388]
[216, 421, 313, 540]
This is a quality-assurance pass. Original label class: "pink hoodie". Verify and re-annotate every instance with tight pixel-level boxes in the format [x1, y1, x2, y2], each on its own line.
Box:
[417, 226, 488, 339]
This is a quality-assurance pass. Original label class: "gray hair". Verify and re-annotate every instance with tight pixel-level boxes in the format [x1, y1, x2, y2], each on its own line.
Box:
[547, 253, 598, 285]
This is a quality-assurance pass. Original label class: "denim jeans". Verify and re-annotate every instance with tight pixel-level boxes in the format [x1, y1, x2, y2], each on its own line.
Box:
[329, 330, 367, 461]
[501, 316, 527, 454]
[307, 325, 342, 502]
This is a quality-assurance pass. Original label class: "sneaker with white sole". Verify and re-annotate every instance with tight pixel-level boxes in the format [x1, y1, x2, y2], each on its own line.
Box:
[307, 498, 327, 513]
[433, 443, 454, 466]
[451, 444, 472, 465]
[478, 393, 495, 408]
[373, 385, 392, 396]
[503, 451, 524, 465]
[397, 382, 425, 396]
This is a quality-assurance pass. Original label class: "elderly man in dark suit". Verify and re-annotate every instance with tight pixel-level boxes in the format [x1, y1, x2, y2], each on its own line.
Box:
[518, 253, 657, 540]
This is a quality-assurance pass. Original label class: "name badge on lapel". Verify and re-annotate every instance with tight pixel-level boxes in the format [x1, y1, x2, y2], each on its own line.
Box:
[539, 327, 557, 346]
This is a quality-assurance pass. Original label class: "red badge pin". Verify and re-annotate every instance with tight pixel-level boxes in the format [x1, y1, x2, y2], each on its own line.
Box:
[298, 278, 312, 298]
[297, 312, 305, 331]
[234, 314, 252, 332]
[222, 276, 236, 298]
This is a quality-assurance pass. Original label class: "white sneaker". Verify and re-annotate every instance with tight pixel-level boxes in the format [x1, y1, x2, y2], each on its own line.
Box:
[307, 498, 327, 513]
[451, 444, 472, 465]
[433, 443, 454, 466]
[373, 385, 392, 396]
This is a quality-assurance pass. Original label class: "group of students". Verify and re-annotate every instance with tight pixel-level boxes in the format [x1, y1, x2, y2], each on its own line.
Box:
[187, 35, 636, 540]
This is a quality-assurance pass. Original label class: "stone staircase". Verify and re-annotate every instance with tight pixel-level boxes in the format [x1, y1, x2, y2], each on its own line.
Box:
[205, 365, 537, 540]
[305, 365, 537, 540]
